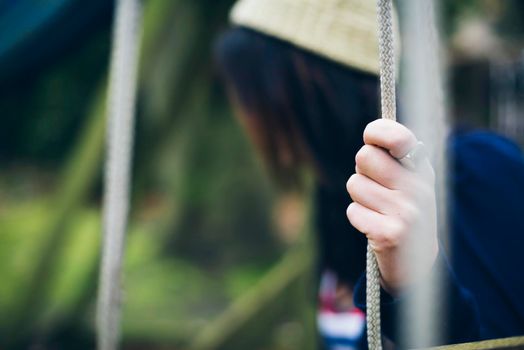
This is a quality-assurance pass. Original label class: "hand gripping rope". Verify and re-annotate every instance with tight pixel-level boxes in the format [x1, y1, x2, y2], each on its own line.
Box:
[367, 0, 396, 349]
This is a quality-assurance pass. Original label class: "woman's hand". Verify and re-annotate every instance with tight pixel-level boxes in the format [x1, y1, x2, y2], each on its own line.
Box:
[346, 119, 439, 294]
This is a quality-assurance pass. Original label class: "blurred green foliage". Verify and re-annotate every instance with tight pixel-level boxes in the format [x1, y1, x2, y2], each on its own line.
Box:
[0, 1, 316, 349]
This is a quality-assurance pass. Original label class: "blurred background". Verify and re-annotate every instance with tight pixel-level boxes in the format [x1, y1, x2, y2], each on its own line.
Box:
[0, 0, 523, 349]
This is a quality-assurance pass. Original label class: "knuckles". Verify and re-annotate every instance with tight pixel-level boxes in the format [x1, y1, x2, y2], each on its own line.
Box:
[347, 143, 436, 254]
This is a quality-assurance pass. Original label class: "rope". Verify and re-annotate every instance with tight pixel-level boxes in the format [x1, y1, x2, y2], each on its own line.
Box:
[366, 245, 383, 350]
[367, 0, 396, 349]
[376, 0, 397, 122]
[96, 1, 142, 350]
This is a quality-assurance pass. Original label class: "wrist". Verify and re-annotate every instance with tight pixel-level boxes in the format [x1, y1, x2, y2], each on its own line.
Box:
[380, 241, 440, 298]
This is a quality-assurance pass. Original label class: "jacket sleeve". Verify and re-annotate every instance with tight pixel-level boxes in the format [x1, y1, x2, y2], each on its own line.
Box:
[353, 248, 481, 348]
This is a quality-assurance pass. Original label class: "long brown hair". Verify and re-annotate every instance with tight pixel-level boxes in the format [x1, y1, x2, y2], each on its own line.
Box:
[215, 26, 380, 284]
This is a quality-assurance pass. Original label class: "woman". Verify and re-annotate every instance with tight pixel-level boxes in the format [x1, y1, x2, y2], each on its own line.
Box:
[214, 0, 524, 348]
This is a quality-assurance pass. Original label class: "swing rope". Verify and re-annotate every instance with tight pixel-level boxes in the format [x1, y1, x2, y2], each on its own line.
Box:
[367, 0, 396, 349]
[96, 1, 142, 349]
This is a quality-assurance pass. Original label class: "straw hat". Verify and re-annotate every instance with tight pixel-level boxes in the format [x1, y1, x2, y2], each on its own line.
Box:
[230, 0, 399, 75]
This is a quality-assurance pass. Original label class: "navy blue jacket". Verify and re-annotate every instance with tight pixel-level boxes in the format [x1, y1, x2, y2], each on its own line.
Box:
[353, 130, 524, 347]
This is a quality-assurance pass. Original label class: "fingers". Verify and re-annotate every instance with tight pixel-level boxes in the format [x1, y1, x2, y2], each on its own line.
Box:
[346, 173, 400, 215]
[355, 144, 415, 190]
[346, 119, 439, 293]
[361, 119, 435, 183]
[346, 173, 422, 232]
[363, 119, 417, 158]
[346, 202, 403, 252]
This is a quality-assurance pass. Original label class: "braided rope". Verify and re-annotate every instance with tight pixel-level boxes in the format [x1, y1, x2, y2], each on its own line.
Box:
[377, 0, 397, 122]
[366, 245, 383, 350]
[96, 1, 142, 349]
[367, 0, 396, 349]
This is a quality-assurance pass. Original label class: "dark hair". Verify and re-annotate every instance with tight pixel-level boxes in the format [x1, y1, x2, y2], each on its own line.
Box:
[215, 27, 380, 284]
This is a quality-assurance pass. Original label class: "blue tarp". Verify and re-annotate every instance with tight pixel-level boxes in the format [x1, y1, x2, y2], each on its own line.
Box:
[0, 0, 112, 83]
